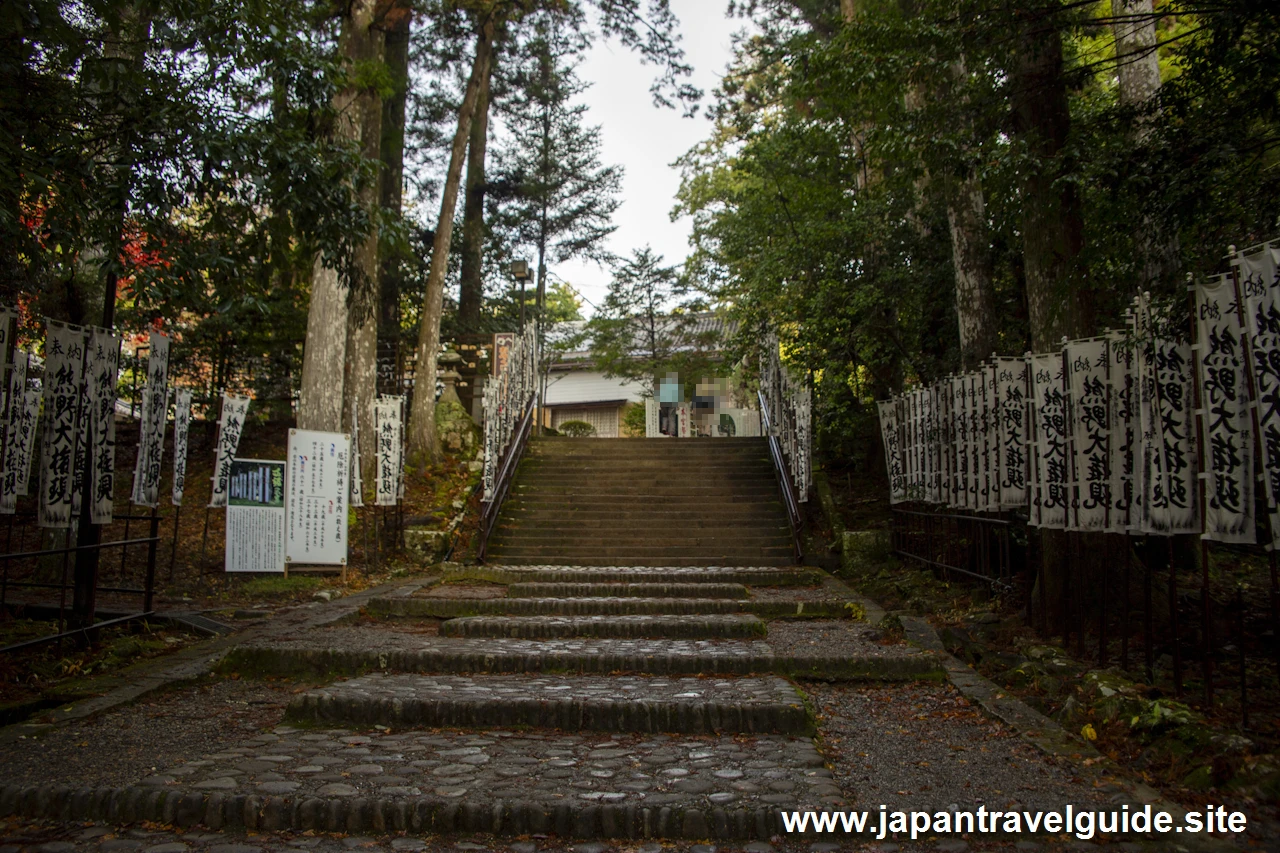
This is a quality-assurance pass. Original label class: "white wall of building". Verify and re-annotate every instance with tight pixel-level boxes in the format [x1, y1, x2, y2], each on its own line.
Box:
[543, 370, 645, 407]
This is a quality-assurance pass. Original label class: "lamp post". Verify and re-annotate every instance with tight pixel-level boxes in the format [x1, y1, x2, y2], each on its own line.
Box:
[510, 260, 531, 333]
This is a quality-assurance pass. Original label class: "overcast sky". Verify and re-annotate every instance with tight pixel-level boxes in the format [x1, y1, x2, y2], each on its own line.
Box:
[551, 0, 744, 315]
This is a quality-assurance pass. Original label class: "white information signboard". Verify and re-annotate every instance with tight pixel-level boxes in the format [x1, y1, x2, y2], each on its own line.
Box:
[285, 429, 349, 566]
[225, 458, 286, 574]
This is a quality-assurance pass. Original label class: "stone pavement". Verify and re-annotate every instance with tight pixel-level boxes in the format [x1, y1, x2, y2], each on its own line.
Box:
[0, 563, 1223, 849]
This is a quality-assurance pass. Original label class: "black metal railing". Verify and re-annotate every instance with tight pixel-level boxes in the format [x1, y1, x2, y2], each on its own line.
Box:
[760, 389, 804, 563]
[476, 400, 535, 562]
[890, 507, 1015, 592]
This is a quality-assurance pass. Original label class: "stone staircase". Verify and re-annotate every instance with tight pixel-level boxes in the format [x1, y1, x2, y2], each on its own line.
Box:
[0, 441, 944, 844]
[485, 437, 796, 567]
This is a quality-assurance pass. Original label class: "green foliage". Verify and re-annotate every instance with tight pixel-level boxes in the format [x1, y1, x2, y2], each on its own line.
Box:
[588, 247, 722, 396]
[621, 401, 646, 436]
[557, 419, 596, 437]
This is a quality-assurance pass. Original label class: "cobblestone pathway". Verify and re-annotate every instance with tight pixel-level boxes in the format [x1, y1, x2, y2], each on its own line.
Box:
[0, 564, 1192, 852]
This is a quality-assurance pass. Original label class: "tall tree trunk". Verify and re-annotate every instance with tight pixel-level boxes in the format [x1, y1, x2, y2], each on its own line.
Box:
[1011, 3, 1092, 635]
[1112, 0, 1178, 293]
[342, 3, 387, 482]
[379, 3, 411, 369]
[457, 64, 493, 332]
[299, 0, 383, 432]
[1011, 4, 1089, 350]
[947, 173, 998, 369]
[407, 16, 496, 463]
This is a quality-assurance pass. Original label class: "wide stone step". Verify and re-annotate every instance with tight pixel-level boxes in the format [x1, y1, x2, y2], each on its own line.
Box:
[504, 582, 749, 599]
[515, 471, 778, 483]
[481, 550, 793, 563]
[491, 525, 793, 538]
[449, 566, 823, 586]
[485, 545, 796, 561]
[14, 726, 840, 840]
[511, 485, 781, 498]
[285, 673, 809, 734]
[221, 638, 942, 680]
[440, 613, 767, 639]
[490, 534, 794, 549]
[497, 508, 789, 523]
[368, 596, 849, 619]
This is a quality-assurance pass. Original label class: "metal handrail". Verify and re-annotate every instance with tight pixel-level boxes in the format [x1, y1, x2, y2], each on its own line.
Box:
[476, 399, 535, 561]
[760, 389, 804, 562]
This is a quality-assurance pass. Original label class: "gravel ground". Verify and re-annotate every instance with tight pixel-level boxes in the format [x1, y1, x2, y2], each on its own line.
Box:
[765, 622, 908, 659]
[0, 678, 296, 788]
[0, 817, 1171, 852]
[805, 681, 1115, 816]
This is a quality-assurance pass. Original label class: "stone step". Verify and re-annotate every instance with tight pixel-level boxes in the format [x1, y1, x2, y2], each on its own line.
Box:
[514, 472, 778, 484]
[370, 596, 849, 620]
[9, 726, 840, 840]
[491, 525, 793, 539]
[448, 566, 823, 586]
[489, 533, 794, 549]
[518, 461, 776, 474]
[528, 437, 768, 452]
[481, 554, 797, 568]
[496, 504, 788, 517]
[504, 582, 749, 599]
[485, 545, 796, 562]
[221, 638, 942, 680]
[285, 673, 810, 735]
[440, 613, 767, 639]
[510, 486, 783, 498]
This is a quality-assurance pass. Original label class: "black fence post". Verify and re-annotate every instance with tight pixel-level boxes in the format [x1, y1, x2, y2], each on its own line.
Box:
[144, 509, 159, 613]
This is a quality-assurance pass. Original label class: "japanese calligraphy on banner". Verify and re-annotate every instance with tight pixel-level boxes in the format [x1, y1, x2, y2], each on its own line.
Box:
[935, 380, 953, 505]
[996, 358, 1030, 508]
[39, 321, 86, 528]
[209, 393, 251, 507]
[349, 406, 364, 508]
[226, 458, 285, 573]
[285, 429, 349, 566]
[171, 389, 192, 506]
[86, 329, 121, 524]
[131, 333, 170, 507]
[1148, 338, 1200, 534]
[1108, 333, 1135, 533]
[0, 353, 28, 514]
[1030, 353, 1068, 529]
[375, 397, 403, 506]
[1238, 243, 1280, 549]
[1195, 275, 1255, 542]
[877, 399, 906, 503]
[981, 366, 998, 511]
[948, 377, 965, 508]
[1066, 338, 1110, 532]
[0, 307, 14, 375]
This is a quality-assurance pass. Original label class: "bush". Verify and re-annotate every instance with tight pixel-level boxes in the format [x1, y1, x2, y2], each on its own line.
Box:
[558, 420, 597, 437]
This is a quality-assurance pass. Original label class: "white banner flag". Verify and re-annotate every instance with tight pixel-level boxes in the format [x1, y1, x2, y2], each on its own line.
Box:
[1107, 332, 1136, 533]
[131, 333, 171, 507]
[1144, 336, 1199, 535]
[350, 405, 364, 508]
[209, 392, 251, 507]
[953, 376, 970, 509]
[982, 365, 999, 511]
[1066, 338, 1110, 532]
[171, 389, 192, 507]
[375, 396, 404, 506]
[86, 328, 121, 524]
[0, 352, 27, 514]
[39, 320, 86, 528]
[1195, 275, 1255, 542]
[934, 380, 953, 506]
[995, 358, 1030, 509]
[878, 398, 906, 504]
[1030, 353, 1068, 529]
[1238, 243, 1280, 548]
